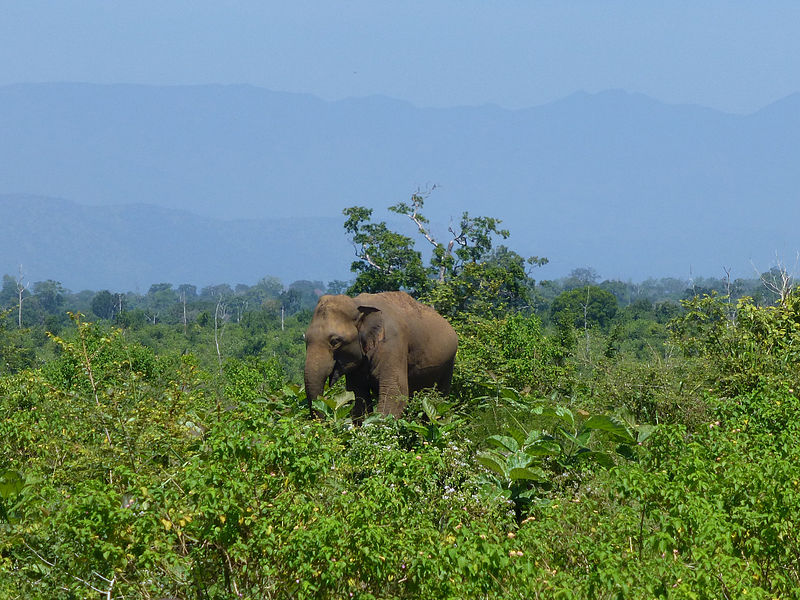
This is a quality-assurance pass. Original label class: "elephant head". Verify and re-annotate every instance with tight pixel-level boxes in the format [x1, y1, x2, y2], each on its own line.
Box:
[303, 295, 379, 410]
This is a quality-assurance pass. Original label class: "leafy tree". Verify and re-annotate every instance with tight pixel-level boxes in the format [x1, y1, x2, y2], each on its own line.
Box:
[201, 283, 234, 300]
[0, 275, 18, 307]
[551, 286, 618, 330]
[176, 283, 198, 300]
[344, 192, 546, 316]
[90, 290, 116, 319]
[326, 279, 350, 295]
[253, 276, 284, 298]
[146, 283, 178, 324]
[343, 206, 431, 296]
[427, 246, 536, 318]
[562, 267, 600, 289]
[33, 280, 65, 314]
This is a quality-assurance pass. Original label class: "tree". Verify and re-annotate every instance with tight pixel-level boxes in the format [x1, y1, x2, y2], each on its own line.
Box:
[0, 275, 18, 307]
[389, 191, 516, 284]
[33, 280, 66, 324]
[201, 284, 234, 300]
[176, 284, 198, 300]
[326, 280, 350, 295]
[147, 283, 177, 324]
[551, 286, 618, 330]
[177, 284, 197, 332]
[427, 245, 538, 318]
[14, 267, 29, 328]
[563, 267, 600, 290]
[343, 206, 431, 296]
[253, 276, 283, 298]
[342, 191, 547, 318]
[91, 290, 116, 320]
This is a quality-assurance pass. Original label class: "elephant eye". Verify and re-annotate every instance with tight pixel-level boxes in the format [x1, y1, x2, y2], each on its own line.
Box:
[329, 335, 343, 348]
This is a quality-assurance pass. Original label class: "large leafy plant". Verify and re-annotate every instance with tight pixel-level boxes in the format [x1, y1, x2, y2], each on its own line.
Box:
[477, 395, 653, 520]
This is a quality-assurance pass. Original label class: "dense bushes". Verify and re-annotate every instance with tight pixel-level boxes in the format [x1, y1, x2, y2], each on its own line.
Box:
[453, 312, 574, 398]
[1, 291, 800, 598]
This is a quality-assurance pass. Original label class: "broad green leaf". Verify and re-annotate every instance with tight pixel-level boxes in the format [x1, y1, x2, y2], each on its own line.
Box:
[0, 470, 23, 499]
[284, 384, 302, 398]
[506, 451, 536, 471]
[405, 423, 431, 437]
[584, 415, 636, 443]
[577, 451, 615, 468]
[636, 423, 656, 443]
[535, 406, 575, 427]
[505, 427, 527, 445]
[509, 466, 548, 482]
[476, 452, 509, 478]
[558, 429, 590, 449]
[434, 400, 452, 416]
[523, 429, 544, 446]
[311, 399, 331, 415]
[498, 387, 521, 402]
[486, 435, 519, 453]
[616, 444, 636, 460]
[333, 391, 355, 409]
[525, 440, 562, 456]
[334, 404, 352, 420]
[317, 395, 337, 410]
[421, 397, 438, 421]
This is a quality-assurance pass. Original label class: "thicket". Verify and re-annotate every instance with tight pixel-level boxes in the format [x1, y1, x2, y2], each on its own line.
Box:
[0, 285, 797, 598]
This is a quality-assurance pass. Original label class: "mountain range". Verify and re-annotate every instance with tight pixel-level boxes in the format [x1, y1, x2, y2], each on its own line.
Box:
[0, 82, 798, 290]
[0, 194, 355, 291]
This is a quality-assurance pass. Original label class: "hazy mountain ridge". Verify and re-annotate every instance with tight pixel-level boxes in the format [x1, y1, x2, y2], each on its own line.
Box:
[1, 82, 798, 283]
[0, 194, 354, 291]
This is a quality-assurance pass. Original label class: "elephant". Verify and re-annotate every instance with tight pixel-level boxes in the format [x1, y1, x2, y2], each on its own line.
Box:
[304, 291, 458, 419]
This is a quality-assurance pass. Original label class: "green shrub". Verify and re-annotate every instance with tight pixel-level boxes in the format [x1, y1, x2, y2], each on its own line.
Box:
[453, 313, 574, 401]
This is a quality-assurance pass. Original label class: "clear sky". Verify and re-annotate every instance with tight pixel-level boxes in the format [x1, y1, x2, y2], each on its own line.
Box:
[2, 1, 799, 113]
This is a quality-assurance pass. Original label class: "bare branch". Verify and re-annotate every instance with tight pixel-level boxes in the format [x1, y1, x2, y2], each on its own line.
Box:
[752, 252, 798, 305]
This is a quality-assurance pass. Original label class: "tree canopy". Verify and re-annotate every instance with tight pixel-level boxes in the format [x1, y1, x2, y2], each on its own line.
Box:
[343, 192, 548, 317]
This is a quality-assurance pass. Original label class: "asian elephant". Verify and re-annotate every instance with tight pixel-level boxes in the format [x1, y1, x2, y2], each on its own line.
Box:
[304, 291, 458, 419]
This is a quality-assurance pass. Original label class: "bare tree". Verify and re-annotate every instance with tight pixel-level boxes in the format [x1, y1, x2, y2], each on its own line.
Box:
[15, 265, 29, 328]
[722, 266, 737, 321]
[214, 297, 227, 373]
[752, 253, 798, 305]
[180, 290, 188, 334]
[580, 285, 591, 358]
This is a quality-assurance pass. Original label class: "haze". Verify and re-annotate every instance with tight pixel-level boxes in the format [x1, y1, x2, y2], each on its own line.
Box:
[3, 2, 799, 113]
[1, 2, 798, 288]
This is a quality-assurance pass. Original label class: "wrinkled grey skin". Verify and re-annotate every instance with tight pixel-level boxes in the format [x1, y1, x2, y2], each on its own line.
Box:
[304, 291, 458, 419]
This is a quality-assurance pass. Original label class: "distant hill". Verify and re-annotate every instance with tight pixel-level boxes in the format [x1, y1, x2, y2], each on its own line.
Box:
[0, 195, 353, 291]
[0, 82, 798, 281]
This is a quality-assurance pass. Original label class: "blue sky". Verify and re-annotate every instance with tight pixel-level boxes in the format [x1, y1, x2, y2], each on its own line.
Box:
[2, 1, 799, 113]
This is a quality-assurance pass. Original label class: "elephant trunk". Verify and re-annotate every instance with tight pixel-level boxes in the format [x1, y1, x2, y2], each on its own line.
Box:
[304, 346, 335, 413]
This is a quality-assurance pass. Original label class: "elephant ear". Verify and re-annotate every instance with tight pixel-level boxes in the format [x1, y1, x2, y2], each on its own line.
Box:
[357, 305, 384, 356]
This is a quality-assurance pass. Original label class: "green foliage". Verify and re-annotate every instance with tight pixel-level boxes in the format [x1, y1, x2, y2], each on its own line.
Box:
[453, 312, 574, 398]
[343, 206, 431, 296]
[476, 394, 646, 521]
[345, 193, 546, 318]
[0, 469, 24, 523]
[2, 280, 800, 599]
[551, 285, 619, 330]
[398, 393, 464, 448]
[0, 309, 37, 374]
[588, 353, 711, 429]
[424, 246, 535, 318]
[311, 389, 355, 423]
[670, 291, 800, 395]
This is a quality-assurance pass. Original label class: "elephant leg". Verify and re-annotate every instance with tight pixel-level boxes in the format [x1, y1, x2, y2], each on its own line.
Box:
[346, 372, 372, 425]
[351, 395, 367, 424]
[376, 371, 409, 418]
[436, 356, 456, 396]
